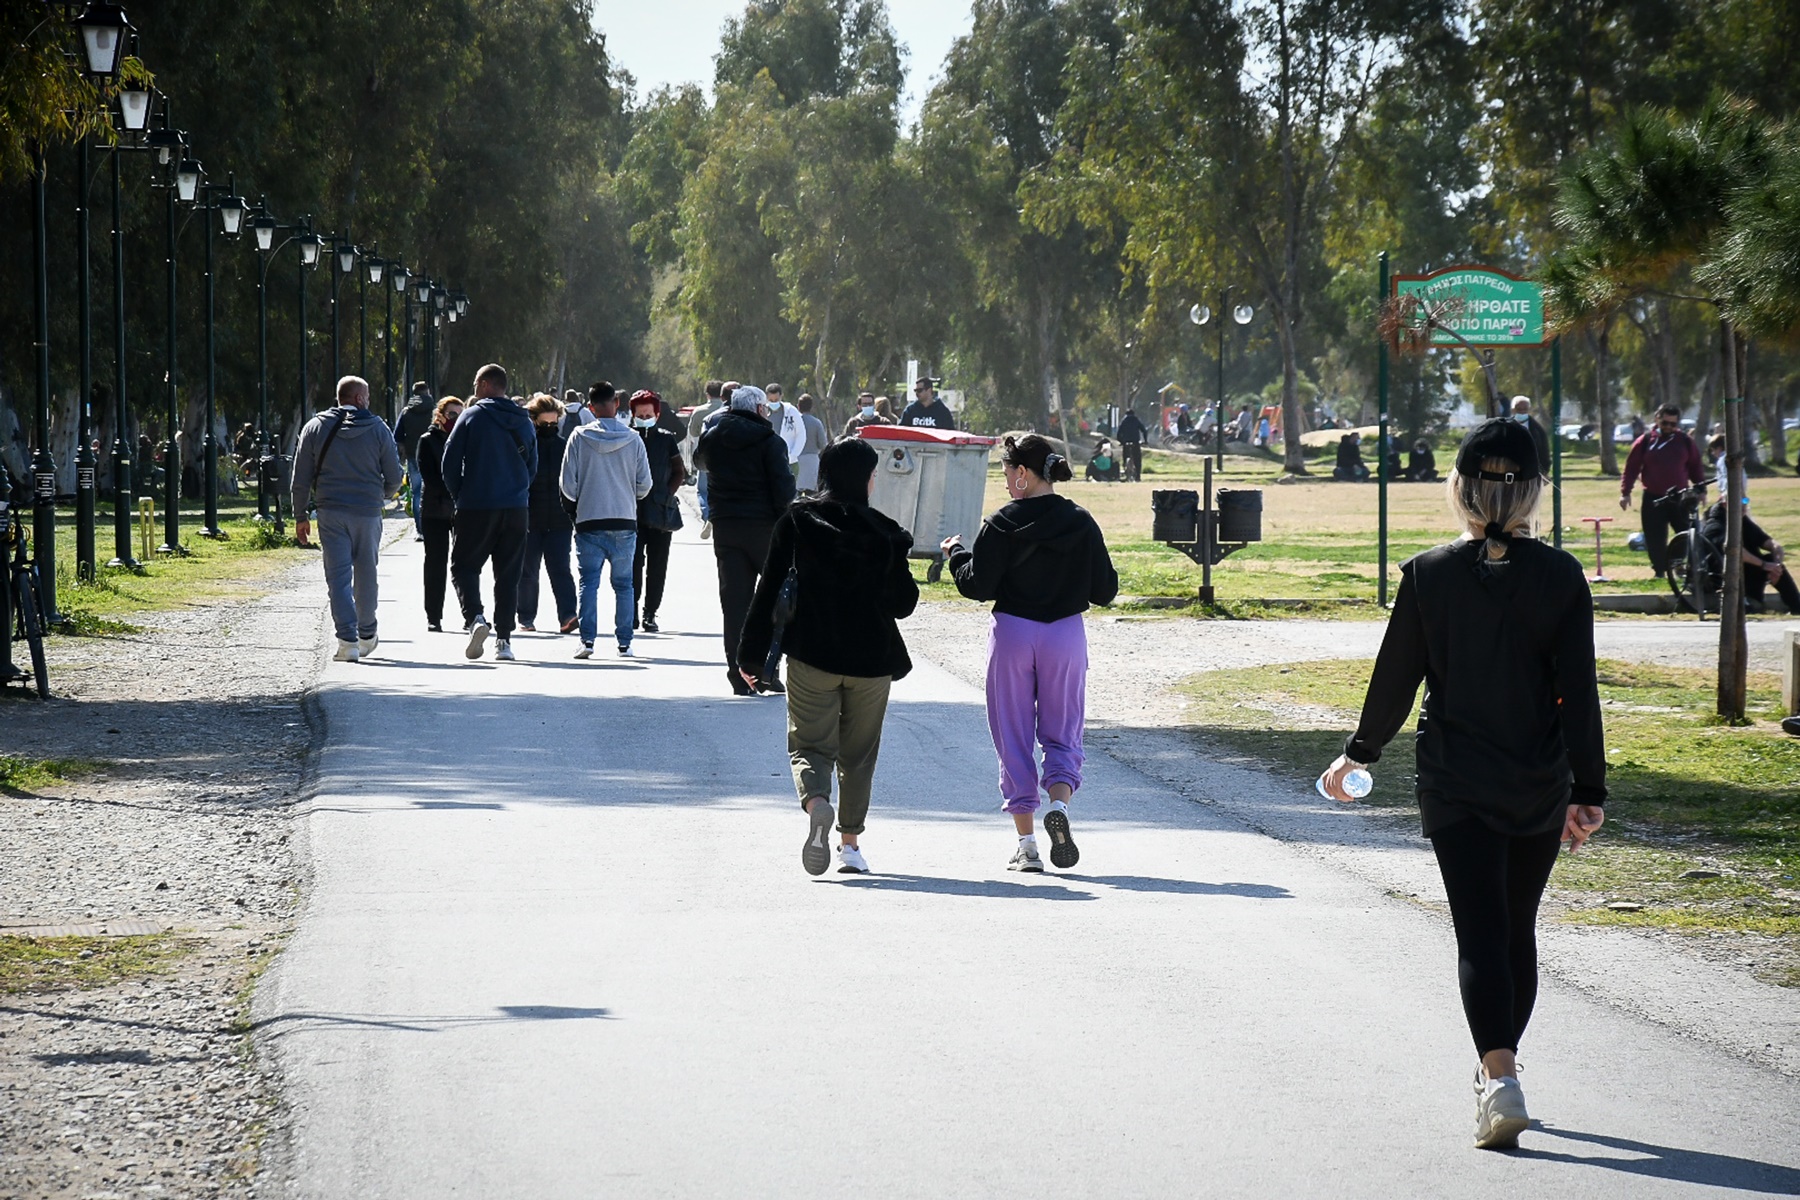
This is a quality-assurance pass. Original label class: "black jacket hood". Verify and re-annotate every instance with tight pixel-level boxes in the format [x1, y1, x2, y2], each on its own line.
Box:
[710, 408, 777, 449]
[986, 495, 1094, 549]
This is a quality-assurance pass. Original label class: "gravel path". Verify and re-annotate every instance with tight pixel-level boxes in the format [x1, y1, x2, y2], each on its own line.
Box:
[1, 540, 335, 1199]
[905, 600, 1800, 1077]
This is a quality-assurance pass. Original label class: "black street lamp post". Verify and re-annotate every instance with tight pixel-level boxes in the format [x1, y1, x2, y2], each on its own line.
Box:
[249, 204, 318, 533]
[75, 134, 97, 580]
[330, 234, 352, 380]
[1190, 290, 1254, 468]
[107, 134, 134, 567]
[31, 143, 59, 623]
[198, 178, 244, 538]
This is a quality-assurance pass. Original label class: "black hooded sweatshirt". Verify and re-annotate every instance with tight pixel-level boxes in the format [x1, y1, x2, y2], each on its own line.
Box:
[1345, 537, 1606, 837]
[693, 409, 796, 523]
[737, 498, 918, 680]
[948, 494, 1118, 622]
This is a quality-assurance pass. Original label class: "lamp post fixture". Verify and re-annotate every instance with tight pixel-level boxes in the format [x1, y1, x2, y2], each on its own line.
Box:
[358, 245, 371, 380]
[197, 178, 244, 538]
[413, 275, 434, 392]
[146, 106, 194, 557]
[250, 202, 315, 532]
[390, 263, 411, 406]
[1189, 291, 1254, 469]
[366, 256, 392, 421]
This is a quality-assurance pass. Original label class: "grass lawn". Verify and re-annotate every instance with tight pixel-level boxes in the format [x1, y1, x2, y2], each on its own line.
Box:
[908, 446, 1800, 612]
[32, 497, 310, 635]
[0, 933, 190, 994]
[1169, 656, 1800, 984]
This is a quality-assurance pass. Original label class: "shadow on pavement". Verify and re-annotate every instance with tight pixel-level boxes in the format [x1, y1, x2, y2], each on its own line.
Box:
[1513, 1126, 1800, 1192]
[1062, 874, 1293, 898]
[829, 873, 1095, 900]
[254, 1005, 613, 1037]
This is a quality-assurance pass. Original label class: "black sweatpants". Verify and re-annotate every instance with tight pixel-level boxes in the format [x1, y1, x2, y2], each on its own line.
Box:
[451, 507, 529, 638]
[1745, 556, 1800, 613]
[1429, 818, 1564, 1057]
[634, 527, 674, 624]
[1640, 491, 1690, 577]
[712, 519, 773, 674]
[422, 516, 453, 625]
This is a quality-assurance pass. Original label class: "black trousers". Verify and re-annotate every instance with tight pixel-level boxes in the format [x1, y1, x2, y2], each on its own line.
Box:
[634, 527, 674, 623]
[1120, 442, 1142, 480]
[1429, 819, 1564, 1057]
[1640, 491, 1690, 577]
[422, 516, 453, 624]
[712, 519, 773, 673]
[1745, 556, 1800, 613]
[451, 507, 529, 638]
[518, 525, 577, 626]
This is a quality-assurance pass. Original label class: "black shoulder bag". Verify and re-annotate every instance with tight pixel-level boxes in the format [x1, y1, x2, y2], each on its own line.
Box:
[764, 565, 800, 681]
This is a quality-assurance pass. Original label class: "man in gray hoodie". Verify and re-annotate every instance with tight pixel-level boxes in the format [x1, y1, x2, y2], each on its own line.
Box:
[292, 376, 404, 662]
[560, 382, 652, 658]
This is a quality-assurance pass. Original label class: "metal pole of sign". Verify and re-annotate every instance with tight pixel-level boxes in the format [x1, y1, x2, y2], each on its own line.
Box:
[1200, 457, 1215, 602]
[1551, 337, 1563, 548]
[1377, 251, 1391, 609]
[109, 146, 137, 568]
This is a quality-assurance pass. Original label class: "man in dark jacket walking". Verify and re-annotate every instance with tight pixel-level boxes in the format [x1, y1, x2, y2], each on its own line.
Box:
[291, 375, 404, 663]
[443, 363, 537, 662]
[693, 384, 796, 695]
[392, 381, 435, 540]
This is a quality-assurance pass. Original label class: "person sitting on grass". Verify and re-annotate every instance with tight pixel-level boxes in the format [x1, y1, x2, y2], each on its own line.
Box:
[1699, 497, 1800, 614]
[1407, 438, 1439, 482]
[1333, 433, 1370, 482]
[1085, 439, 1120, 483]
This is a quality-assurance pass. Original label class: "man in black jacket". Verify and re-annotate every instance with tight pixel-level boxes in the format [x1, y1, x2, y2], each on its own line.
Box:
[693, 384, 796, 695]
[392, 381, 435, 541]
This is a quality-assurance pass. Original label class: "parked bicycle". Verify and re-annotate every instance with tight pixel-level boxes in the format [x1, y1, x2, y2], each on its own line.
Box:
[2, 499, 50, 698]
[1658, 485, 1719, 618]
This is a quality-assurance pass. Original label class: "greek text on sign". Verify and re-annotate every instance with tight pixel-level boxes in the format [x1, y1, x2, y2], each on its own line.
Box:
[1392, 266, 1546, 348]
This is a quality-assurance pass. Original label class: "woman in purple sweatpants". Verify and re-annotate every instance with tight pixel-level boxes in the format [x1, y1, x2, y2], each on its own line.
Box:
[944, 434, 1119, 872]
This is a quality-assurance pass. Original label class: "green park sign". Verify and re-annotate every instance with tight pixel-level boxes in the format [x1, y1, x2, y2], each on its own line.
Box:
[1393, 265, 1546, 347]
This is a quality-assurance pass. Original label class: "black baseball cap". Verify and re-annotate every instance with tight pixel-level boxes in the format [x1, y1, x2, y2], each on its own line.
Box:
[1455, 417, 1541, 482]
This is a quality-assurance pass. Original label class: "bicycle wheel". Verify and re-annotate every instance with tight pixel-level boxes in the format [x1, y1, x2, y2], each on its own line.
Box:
[16, 566, 48, 698]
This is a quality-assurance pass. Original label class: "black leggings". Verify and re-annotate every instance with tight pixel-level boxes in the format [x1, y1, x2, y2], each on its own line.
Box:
[1429, 818, 1563, 1057]
[634, 527, 674, 622]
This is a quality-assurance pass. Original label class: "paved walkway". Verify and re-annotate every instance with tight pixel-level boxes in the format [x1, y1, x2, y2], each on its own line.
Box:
[259, 525, 1800, 1198]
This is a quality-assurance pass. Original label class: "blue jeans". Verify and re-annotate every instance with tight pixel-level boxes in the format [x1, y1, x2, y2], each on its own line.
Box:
[696, 470, 710, 521]
[405, 457, 424, 535]
[576, 528, 638, 648]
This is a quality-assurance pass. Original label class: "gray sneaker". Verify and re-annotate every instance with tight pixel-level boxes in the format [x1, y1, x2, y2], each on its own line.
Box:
[802, 800, 835, 876]
[1008, 843, 1044, 873]
[465, 617, 491, 660]
[494, 639, 515, 662]
[1473, 1069, 1530, 1149]
[357, 634, 379, 660]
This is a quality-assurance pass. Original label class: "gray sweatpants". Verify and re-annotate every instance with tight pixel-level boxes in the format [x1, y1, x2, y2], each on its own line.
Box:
[317, 509, 385, 643]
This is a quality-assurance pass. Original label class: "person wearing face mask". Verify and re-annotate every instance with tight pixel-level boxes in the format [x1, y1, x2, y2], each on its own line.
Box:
[1508, 396, 1551, 480]
[517, 395, 578, 635]
[942, 434, 1118, 873]
[843, 391, 890, 436]
[414, 395, 464, 632]
[628, 389, 687, 633]
[1620, 402, 1705, 577]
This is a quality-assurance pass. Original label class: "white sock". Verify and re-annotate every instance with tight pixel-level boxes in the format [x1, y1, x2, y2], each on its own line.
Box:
[1019, 833, 1038, 846]
[1046, 798, 1068, 815]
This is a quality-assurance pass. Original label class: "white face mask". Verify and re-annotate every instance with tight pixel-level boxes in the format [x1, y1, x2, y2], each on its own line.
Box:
[1513, 411, 1529, 423]
[632, 415, 656, 429]
[861, 405, 875, 418]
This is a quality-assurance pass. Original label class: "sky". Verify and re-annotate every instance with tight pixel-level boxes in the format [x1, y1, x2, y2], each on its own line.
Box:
[594, 0, 974, 125]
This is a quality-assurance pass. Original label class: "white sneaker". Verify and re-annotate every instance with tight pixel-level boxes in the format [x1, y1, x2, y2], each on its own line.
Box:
[333, 639, 359, 663]
[494, 639, 515, 662]
[836, 845, 870, 874]
[700, 520, 712, 540]
[465, 617, 491, 660]
[1008, 841, 1044, 873]
[357, 635, 379, 660]
[1473, 1068, 1530, 1149]
[574, 643, 593, 660]
[617, 643, 633, 657]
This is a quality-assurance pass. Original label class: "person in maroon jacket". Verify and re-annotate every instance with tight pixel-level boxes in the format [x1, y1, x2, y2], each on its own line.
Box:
[1619, 402, 1705, 576]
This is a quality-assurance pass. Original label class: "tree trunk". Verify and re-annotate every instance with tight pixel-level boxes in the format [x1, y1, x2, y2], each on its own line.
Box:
[1592, 322, 1618, 476]
[1718, 319, 1747, 721]
[1277, 310, 1306, 473]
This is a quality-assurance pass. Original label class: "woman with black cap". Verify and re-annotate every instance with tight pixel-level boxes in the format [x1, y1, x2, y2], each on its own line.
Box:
[1319, 416, 1606, 1151]
[943, 434, 1118, 872]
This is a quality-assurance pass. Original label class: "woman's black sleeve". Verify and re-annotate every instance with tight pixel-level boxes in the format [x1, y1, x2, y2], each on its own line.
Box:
[1344, 567, 1428, 764]
[417, 436, 444, 490]
[736, 514, 795, 673]
[884, 535, 920, 619]
[1553, 563, 1608, 806]
[1088, 517, 1119, 606]
[949, 520, 1007, 602]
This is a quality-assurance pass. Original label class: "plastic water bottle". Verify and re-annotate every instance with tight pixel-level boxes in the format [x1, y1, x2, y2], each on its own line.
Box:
[1317, 767, 1372, 800]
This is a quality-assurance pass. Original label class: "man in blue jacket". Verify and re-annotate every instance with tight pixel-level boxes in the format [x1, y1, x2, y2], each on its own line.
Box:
[443, 362, 537, 662]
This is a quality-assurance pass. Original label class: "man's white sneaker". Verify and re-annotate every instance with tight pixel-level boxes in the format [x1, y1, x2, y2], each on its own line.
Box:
[836, 845, 870, 874]
[357, 635, 379, 660]
[1008, 842, 1044, 873]
[1472, 1069, 1530, 1149]
[333, 639, 359, 663]
[1043, 801, 1079, 868]
[465, 617, 491, 660]
[700, 520, 713, 540]
[574, 643, 593, 660]
[802, 799, 835, 876]
[617, 643, 633, 657]
[494, 639, 515, 662]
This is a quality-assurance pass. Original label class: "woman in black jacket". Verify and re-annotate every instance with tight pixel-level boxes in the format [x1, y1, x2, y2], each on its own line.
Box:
[943, 434, 1118, 873]
[517, 395, 578, 633]
[1319, 417, 1606, 1151]
[628, 390, 687, 633]
[414, 396, 463, 631]
[738, 438, 918, 877]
